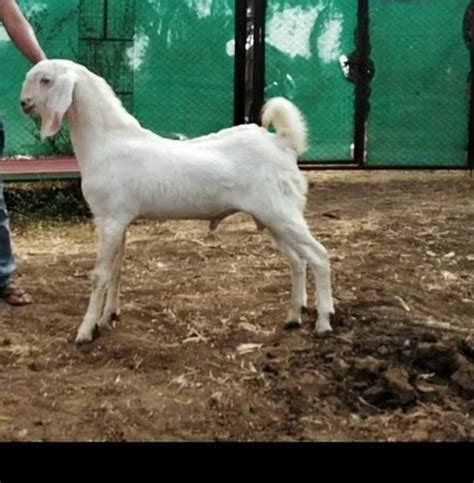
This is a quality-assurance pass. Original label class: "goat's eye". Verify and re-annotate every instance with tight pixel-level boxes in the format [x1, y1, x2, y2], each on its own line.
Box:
[40, 78, 51, 86]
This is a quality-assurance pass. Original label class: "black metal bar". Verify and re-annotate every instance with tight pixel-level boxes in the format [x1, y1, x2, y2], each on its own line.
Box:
[353, 0, 370, 167]
[464, 2, 474, 169]
[248, 0, 266, 124]
[468, 55, 474, 169]
[234, 0, 247, 125]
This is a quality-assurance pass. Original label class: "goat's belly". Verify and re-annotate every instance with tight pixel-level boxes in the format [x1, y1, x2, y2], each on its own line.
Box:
[138, 200, 233, 221]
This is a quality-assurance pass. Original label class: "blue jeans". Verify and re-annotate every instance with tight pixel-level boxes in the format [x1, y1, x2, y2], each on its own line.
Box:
[0, 120, 16, 288]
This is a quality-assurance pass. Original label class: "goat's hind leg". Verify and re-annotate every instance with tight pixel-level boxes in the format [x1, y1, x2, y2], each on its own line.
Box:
[274, 238, 307, 329]
[263, 212, 334, 334]
[75, 222, 126, 344]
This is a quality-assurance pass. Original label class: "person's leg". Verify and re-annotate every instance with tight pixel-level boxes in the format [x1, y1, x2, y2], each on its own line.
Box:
[0, 183, 16, 288]
[0, 120, 32, 306]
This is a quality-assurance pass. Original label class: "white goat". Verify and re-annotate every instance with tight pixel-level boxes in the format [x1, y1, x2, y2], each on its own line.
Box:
[20, 59, 335, 344]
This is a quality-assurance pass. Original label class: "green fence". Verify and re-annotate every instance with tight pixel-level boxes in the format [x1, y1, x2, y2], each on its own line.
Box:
[265, 0, 357, 162]
[367, 0, 469, 167]
[0, 0, 235, 157]
[0, 0, 472, 168]
[0, 0, 80, 157]
[264, 0, 470, 167]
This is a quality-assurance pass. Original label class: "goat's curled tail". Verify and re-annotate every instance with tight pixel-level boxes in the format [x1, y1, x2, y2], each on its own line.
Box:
[261, 97, 308, 156]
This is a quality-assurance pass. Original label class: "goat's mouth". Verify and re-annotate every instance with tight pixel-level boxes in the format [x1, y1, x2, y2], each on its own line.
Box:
[22, 104, 36, 115]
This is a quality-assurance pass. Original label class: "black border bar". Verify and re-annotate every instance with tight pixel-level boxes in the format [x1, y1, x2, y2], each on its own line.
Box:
[353, 0, 370, 167]
[234, 0, 247, 125]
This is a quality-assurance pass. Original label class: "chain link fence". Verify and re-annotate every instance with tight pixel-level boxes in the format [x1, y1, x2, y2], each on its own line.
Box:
[367, 0, 469, 167]
[0, 0, 235, 158]
[0, 0, 471, 167]
[0, 0, 79, 158]
[265, 0, 357, 162]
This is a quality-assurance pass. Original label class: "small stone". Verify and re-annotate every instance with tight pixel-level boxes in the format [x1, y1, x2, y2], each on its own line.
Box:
[354, 381, 370, 390]
[415, 342, 457, 376]
[333, 358, 350, 378]
[378, 345, 389, 357]
[412, 429, 430, 441]
[363, 384, 387, 402]
[466, 400, 474, 415]
[349, 414, 361, 425]
[353, 356, 386, 377]
[384, 366, 417, 406]
[263, 364, 279, 376]
[420, 333, 438, 343]
[451, 358, 474, 399]
[300, 373, 316, 385]
[27, 362, 40, 372]
[460, 339, 474, 361]
[208, 392, 224, 410]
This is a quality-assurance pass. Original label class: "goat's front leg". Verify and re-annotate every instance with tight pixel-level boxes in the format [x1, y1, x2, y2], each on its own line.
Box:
[75, 222, 126, 344]
[97, 232, 126, 330]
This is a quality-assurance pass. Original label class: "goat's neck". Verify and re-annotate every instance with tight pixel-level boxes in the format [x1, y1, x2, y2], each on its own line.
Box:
[66, 73, 140, 167]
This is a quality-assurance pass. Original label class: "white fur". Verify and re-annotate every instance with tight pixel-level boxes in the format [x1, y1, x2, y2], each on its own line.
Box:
[20, 59, 334, 344]
[262, 97, 308, 155]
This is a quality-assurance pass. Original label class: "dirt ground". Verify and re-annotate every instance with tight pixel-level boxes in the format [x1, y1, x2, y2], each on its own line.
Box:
[0, 170, 473, 441]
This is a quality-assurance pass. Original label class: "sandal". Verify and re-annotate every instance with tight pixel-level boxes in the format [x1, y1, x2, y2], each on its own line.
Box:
[0, 283, 33, 306]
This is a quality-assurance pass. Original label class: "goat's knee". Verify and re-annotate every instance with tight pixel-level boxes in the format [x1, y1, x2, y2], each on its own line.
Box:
[90, 262, 109, 286]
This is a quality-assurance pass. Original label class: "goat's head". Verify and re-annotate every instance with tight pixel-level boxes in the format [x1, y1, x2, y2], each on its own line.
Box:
[21, 59, 79, 140]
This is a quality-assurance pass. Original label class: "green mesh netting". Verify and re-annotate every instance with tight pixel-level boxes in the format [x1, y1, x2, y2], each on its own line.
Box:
[0, 0, 235, 157]
[133, 0, 235, 139]
[0, 0, 471, 168]
[265, 0, 357, 162]
[0, 0, 80, 157]
[367, 0, 469, 167]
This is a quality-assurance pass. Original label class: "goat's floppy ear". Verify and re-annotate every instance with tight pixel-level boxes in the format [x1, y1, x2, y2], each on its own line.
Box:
[40, 72, 76, 140]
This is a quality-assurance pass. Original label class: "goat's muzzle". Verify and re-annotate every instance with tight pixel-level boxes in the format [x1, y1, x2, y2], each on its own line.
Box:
[20, 100, 36, 115]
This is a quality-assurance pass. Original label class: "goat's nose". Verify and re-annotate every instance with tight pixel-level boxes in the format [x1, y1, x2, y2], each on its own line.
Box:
[21, 98, 31, 107]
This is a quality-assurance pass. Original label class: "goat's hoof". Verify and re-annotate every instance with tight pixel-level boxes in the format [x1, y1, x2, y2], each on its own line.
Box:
[75, 323, 101, 345]
[111, 312, 120, 322]
[301, 305, 310, 315]
[285, 320, 302, 331]
[315, 330, 333, 339]
[75, 331, 94, 345]
[314, 323, 333, 337]
[315, 313, 333, 336]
